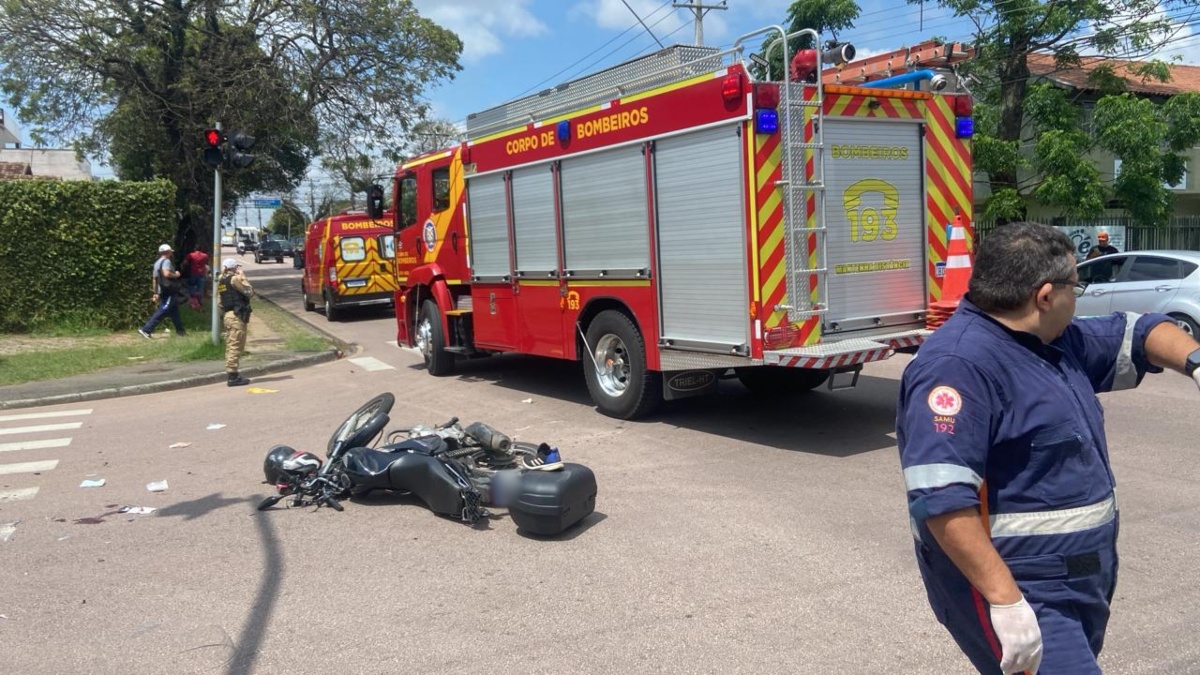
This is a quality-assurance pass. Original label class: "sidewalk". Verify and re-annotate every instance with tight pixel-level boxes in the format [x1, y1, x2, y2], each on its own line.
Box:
[0, 314, 346, 411]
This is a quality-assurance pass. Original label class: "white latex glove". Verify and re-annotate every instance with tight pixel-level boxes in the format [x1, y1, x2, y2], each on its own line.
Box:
[990, 596, 1043, 674]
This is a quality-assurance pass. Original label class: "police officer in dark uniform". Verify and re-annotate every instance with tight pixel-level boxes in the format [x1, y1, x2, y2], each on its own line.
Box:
[897, 222, 1200, 674]
[217, 257, 253, 386]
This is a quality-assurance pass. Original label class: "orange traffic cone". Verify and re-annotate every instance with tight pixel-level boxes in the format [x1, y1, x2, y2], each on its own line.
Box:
[927, 214, 973, 329]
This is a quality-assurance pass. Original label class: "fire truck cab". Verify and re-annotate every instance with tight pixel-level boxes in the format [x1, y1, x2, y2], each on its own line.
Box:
[392, 26, 974, 419]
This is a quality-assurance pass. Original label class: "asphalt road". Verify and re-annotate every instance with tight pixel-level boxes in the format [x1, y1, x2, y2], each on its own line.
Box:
[2, 258, 1198, 674]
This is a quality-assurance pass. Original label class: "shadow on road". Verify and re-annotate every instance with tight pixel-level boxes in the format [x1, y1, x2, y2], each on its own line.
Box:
[437, 354, 900, 457]
[154, 494, 283, 674]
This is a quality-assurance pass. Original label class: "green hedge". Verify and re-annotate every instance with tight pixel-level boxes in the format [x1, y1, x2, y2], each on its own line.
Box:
[0, 179, 177, 332]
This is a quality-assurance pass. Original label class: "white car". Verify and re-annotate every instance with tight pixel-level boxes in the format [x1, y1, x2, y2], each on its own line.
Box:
[1076, 250, 1200, 335]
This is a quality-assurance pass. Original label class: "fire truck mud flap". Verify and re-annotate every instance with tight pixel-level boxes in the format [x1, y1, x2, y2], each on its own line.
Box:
[661, 370, 721, 401]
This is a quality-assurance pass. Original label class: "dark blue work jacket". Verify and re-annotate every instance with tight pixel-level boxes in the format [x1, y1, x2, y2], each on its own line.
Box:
[898, 297, 1171, 563]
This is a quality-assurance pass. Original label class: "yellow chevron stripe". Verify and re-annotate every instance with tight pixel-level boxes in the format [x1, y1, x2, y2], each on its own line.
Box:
[748, 126, 762, 305]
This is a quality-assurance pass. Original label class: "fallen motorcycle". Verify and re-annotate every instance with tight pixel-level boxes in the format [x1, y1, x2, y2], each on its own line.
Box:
[258, 393, 597, 535]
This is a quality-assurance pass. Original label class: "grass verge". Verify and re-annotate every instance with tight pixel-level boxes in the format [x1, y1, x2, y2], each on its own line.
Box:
[0, 297, 336, 386]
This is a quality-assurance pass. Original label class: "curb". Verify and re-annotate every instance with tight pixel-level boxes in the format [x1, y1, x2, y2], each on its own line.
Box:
[0, 348, 341, 411]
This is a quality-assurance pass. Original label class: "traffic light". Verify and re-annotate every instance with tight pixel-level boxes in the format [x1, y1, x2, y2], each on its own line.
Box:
[366, 184, 385, 219]
[202, 129, 223, 168]
[227, 132, 256, 168]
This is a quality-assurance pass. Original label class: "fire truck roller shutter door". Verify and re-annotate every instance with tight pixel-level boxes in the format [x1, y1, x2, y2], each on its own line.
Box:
[560, 144, 650, 275]
[511, 164, 558, 276]
[653, 123, 749, 349]
[466, 173, 511, 279]
[821, 119, 927, 333]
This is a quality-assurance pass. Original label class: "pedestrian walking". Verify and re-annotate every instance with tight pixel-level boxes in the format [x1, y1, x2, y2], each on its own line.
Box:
[896, 221, 1200, 674]
[139, 243, 187, 338]
[217, 257, 253, 386]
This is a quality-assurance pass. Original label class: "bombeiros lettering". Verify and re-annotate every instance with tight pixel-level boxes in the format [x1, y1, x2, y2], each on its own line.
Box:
[576, 106, 649, 140]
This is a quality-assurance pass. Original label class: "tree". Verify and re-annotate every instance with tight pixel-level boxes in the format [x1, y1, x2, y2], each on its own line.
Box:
[0, 0, 462, 245]
[751, 0, 861, 81]
[407, 118, 463, 156]
[916, 0, 1199, 224]
[266, 199, 309, 238]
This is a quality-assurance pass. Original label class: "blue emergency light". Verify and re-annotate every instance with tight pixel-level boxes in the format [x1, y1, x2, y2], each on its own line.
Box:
[557, 120, 570, 142]
[755, 108, 779, 135]
[956, 116, 974, 139]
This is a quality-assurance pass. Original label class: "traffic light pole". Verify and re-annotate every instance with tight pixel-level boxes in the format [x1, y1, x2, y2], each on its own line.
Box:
[210, 122, 222, 346]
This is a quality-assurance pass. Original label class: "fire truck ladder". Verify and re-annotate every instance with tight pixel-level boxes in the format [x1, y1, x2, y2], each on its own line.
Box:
[769, 28, 829, 326]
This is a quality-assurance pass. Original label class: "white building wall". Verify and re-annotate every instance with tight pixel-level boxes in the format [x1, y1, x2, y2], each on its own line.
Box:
[0, 149, 93, 180]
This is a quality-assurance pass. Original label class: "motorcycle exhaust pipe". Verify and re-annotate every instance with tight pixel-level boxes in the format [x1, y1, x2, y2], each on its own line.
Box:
[464, 422, 513, 455]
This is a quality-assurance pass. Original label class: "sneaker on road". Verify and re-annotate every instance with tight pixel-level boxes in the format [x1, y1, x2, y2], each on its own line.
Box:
[138, 329, 152, 339]
[522, 443, 563, 471]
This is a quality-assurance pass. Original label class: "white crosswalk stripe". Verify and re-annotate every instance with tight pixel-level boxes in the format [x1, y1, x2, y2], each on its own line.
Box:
[0, 460, 59, 475]
[0, 487, 40, 501]
[0, 409, 92, 422]
[0, 422, 82, 436]
[348, 356, 396, 372]
[0, 408, 91, 540]
[0, 438, 72, 453]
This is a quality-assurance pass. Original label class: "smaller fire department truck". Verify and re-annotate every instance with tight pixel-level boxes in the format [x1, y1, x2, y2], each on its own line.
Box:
[299, 211, 397, 321]
[391, 26, 975, 419]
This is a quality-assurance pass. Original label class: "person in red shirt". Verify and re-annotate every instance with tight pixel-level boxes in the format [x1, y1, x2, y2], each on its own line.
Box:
[182, 244, 211, 307]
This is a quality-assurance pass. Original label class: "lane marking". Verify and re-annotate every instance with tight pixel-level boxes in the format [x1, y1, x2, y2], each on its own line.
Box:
[0, 487, 39, 502]
[0, 422, 83, 436]
[348, 356, 396, 372]
[0, 523, 15, 542]
[0, 438, 72, 453]
[0, 459, 59, 475]
[0, 409, 92, 422]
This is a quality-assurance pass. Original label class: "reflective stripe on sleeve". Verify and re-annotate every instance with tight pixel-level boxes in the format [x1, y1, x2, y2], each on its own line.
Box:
[989, 494, 1116, 538]
[903, 463, 983, 491]
[1111, 312, 1140, 391]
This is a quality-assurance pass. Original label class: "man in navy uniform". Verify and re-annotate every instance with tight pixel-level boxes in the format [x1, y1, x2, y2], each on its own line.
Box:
[897, 222, 1200, 674]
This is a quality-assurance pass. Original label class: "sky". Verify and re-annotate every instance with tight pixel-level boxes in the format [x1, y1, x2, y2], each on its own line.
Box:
[413, 0, 1200, 130]
[3, 0, 1199, 226]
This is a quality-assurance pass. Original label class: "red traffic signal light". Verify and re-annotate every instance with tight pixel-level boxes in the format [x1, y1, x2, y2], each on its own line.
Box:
[204, 129, 222, 147]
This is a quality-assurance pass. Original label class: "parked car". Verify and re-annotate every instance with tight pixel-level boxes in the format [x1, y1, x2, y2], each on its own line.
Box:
[277, 238, 295, 256]
[1075, 250, 1200, 335]
[255, 239, 286, 264]
[236, 238, 258, 255]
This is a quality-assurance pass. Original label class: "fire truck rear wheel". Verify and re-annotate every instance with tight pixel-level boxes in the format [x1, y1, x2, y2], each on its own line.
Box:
[735, 367, 829, 395]
[419, 300, 455, 376]
[324, 294, 339, 322]
[583, 310, 661, 420]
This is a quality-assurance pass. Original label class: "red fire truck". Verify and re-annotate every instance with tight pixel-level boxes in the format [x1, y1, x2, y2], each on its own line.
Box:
[391, 26, 974, 419]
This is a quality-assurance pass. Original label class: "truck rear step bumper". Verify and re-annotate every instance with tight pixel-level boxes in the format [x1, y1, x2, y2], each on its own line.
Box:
[763, 329, 930, 369]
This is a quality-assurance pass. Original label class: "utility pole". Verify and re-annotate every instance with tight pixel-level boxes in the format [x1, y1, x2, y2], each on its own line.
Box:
[209, 122, 222, 346]
[672, 0, 727, 46]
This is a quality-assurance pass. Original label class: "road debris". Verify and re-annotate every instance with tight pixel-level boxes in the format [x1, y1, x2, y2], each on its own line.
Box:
[145, 480, 168, 492]
[206, 423, 226, 430]
[79, 479, 106, 488]
[521, 398, 534, 404]
[246, 387, 279, 394]
[168, 442, 192, 449]
[118, 506, 157, 515]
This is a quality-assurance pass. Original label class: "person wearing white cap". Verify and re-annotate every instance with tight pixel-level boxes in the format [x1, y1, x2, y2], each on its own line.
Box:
[217, 257, 254, 386]
[139, 243, 187, 338]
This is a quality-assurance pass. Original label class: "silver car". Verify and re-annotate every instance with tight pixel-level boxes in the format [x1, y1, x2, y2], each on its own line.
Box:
[1076, 250, 1200, 335]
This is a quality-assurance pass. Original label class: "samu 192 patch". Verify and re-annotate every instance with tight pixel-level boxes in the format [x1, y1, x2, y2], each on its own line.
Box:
[927, 385, 962, 416]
